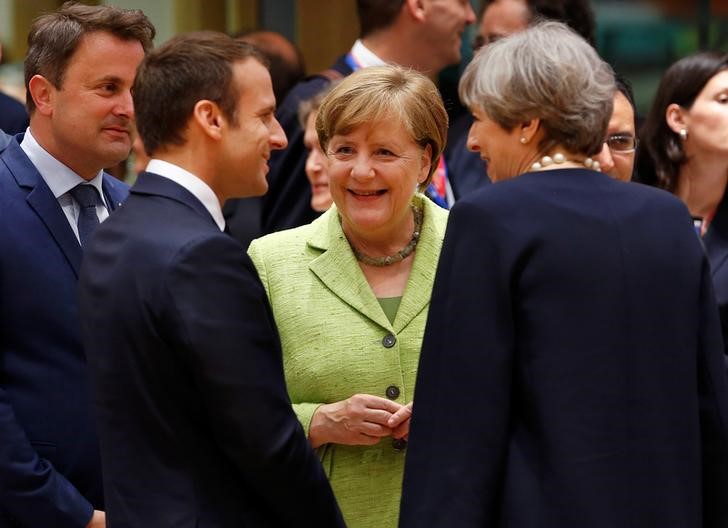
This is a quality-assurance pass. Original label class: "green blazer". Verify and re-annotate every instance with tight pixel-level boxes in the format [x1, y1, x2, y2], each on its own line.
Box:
[248, 195, 448, 528]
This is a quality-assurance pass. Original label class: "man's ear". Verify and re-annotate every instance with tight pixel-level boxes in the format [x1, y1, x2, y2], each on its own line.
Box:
[28, 75, 55, 116]
[404, 0, 427, 23]
[193, 100, 224, 140]
[666, 103, 688, 135]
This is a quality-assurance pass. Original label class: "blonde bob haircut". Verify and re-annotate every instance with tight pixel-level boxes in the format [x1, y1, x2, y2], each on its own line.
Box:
[459, 21, 615, 157]
[316, 64, 448, 189]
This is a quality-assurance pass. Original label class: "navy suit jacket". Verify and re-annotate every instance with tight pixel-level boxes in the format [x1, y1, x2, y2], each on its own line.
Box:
[400, 169, 728, 527]
[0, 137, 128, 527]
[0, 92, 29, 136]
[78, 172, 344, 527]
[0, 131, 11, 152]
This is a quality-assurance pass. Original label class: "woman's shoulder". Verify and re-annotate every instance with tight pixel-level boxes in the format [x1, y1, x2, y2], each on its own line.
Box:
[248, 209, 333, 258]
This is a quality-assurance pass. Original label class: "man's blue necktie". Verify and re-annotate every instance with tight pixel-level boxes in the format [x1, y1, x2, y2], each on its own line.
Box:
[69, 184, 101, 247]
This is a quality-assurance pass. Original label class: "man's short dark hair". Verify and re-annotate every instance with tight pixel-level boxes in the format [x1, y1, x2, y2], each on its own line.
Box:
[133, 31, 267, 156]
[357, 0, 405, 38]
[24, 1, 155, 113]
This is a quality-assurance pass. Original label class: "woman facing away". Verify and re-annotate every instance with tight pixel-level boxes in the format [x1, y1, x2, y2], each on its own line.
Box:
[400, 22, 728, 528]
[248, 64, 449, 528]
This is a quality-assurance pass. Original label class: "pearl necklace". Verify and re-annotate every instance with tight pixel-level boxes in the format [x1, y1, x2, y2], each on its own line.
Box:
[531, 152, 601, 172]
[346, 204, 423, 267]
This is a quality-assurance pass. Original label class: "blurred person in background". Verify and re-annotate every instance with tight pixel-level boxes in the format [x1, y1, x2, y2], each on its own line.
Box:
[595, 76, 638, 182]
[638, 51, 728, 358]
[0, 43, 29, 135]
[401, 22, 728, 527]
[299, 82, 338, 213]
[476, 0, 596, 48]
[248, 65, 449, 528]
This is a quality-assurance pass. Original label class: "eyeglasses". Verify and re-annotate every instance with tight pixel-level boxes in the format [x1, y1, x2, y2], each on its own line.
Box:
[605, 134, 638, 153]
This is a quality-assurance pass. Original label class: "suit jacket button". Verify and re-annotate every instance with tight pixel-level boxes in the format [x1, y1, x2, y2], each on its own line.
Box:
[392, 438, 407, 451]
[382, 333, 396, 348]
[385, 385, 400, 400]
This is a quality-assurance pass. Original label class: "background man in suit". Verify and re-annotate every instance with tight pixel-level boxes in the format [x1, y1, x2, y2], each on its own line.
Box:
[78, 32, 344, 527]
[0, 3, 154, 527]
[261, 0, 481, 235]
[0, 44, 29, 135]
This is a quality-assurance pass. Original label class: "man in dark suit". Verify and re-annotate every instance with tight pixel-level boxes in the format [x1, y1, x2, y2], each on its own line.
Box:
[0, 4, 154, 527]
[261, 0, 483, 234]
[78, 32, 344, 527]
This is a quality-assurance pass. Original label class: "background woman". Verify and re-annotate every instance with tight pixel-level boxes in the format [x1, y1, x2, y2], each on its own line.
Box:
[248, 65, 449, 528]
[298, 83, 337, 213]
[638, 51, 728, 353]
[400, 22, 728, 527]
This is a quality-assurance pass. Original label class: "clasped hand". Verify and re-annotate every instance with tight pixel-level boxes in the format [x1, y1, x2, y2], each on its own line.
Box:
[309, 394, 413, 448]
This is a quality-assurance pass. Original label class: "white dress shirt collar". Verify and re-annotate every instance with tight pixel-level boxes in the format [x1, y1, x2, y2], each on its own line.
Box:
[350, 39, 387, 69]
[20, 127, 106, 202]
[146, 159, 225, 231]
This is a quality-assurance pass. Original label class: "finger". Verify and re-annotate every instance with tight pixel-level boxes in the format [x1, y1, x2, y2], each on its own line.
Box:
[358, 422, 394, 437]
[363, 408, 398, 426]
[354, 394, 404, 414]
[387, 402, 412, 428]
[392, 419, 410, 440]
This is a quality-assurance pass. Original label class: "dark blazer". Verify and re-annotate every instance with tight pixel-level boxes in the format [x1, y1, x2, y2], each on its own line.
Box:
[0, 137, 128, 527]
[0, 131, 11, 152]
[444, 113, 491, 198]
[703, 193, 728, 366]
[0, 92, 29, 136]
[400, 169, 728, 527]
[79, 172, 344, 527]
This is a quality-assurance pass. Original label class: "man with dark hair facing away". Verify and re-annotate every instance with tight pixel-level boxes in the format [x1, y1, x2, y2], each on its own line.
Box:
[78, 31, 345, 527]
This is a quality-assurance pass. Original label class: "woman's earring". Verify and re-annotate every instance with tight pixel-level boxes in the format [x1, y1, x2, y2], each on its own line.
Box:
[679, 128, 688, 140]
[520, 137, 527, 144]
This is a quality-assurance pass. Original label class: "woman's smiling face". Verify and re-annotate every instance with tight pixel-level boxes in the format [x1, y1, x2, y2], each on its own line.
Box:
[327, 117, 431, 242]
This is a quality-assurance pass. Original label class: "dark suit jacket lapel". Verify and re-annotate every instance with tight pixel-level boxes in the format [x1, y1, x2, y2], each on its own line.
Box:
[3, 141, 83, 276]
[131, 171, 219, 228]
[102, 174, 127, 212]
[704, 194, 728, 279]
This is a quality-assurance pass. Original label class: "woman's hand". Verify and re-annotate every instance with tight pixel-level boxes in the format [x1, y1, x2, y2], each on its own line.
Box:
[388, 401, 412, 440]
[309, 394, 403, 448]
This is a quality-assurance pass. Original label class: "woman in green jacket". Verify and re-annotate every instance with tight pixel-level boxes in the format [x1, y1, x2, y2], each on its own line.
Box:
[248, 65, 450, 528]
